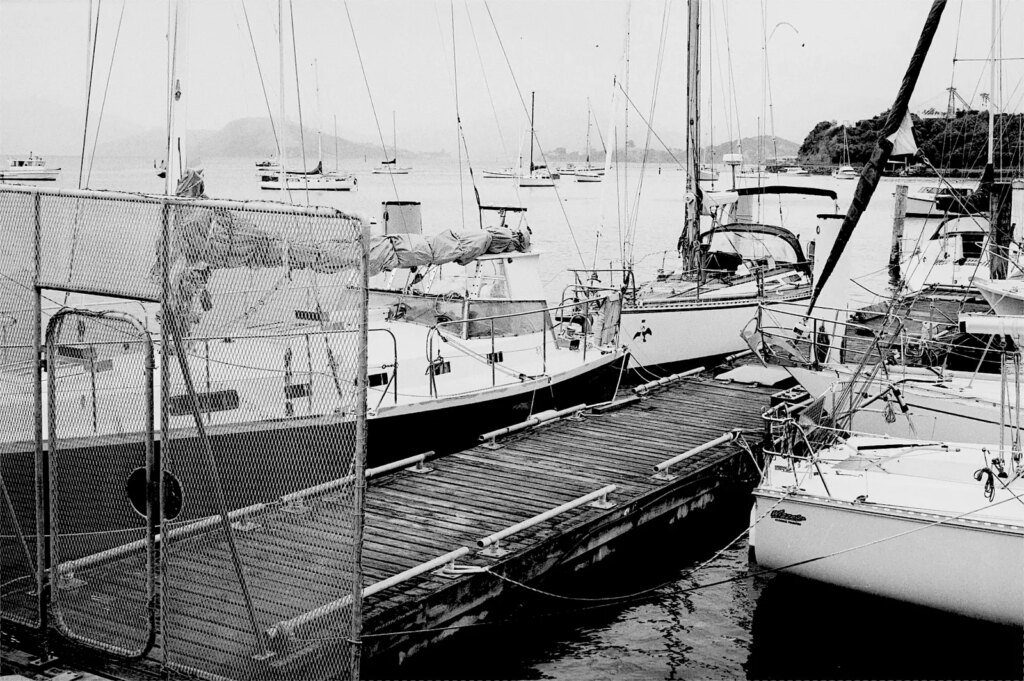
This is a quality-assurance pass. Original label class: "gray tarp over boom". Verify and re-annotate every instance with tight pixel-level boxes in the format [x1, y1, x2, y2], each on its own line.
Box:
[164, 171, 530, 332]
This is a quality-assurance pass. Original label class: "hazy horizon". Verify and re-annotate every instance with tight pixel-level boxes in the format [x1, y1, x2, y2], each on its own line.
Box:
[1, 1, 1019, 163]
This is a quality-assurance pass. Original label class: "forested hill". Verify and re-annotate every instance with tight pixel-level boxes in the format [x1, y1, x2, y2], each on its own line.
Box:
[798, 110, 1024, 170]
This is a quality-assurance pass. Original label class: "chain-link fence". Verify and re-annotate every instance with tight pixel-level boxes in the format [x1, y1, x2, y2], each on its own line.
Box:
[0, 189, 43, 629]
[0, 185, 368, 680]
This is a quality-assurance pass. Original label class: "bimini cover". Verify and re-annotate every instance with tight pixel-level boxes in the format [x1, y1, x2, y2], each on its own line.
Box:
[368, 225, 530, 276]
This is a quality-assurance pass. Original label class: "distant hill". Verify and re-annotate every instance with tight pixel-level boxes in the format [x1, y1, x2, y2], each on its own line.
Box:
[797, 110, 1023, 169]
[97, 117, 432, 163]
[702, 136, 800, 164]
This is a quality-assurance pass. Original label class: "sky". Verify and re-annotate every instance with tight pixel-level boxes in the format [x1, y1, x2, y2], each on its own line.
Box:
[0, 0, 1020, 160]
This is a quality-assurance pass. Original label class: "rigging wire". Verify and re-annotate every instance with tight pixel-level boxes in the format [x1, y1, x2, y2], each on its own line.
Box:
[450, 2, 466, 230]
[287, 0, 311, 204]
[343, 1, 402, 201]
[465, 7, 510, 169]
[78, 0, 102, 191]
[623, 0, 671, 270]
[482, 1, 587, 269]
[85, 0, 127, 188]
[239, 1, 282, 158]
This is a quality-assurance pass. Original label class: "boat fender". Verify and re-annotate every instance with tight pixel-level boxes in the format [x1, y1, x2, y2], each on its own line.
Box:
[891, 386, 909, 413]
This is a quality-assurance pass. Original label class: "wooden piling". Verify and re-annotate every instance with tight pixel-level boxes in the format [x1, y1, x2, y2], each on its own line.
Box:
[889, 184, 907, 286]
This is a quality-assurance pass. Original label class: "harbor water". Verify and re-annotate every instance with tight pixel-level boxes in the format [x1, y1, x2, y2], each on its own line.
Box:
[27, 157, 1024, 679]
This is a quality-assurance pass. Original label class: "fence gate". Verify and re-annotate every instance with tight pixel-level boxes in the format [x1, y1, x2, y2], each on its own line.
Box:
[46, 309, 156, 657]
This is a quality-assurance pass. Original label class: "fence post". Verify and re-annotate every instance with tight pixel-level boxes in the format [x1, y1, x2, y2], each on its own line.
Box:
[32, 190, 47, 640]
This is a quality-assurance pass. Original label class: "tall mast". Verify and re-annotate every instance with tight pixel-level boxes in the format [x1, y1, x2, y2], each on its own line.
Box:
[393, 111, 397, 164]
[681, 0, 701, 266]
[987, 0, 995, 168]
[585, 98, 592, 165]
[164, 0, 189, 195]
[314, 58, 322, 168]
[278, 0, 287, 187]
[529, 91, 536, 173]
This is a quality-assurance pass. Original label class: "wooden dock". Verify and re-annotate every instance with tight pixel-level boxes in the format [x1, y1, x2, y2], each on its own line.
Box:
[2, 360, 788, 680]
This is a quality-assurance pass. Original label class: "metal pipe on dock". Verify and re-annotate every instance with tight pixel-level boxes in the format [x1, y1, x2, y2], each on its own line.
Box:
[477, 484, 617, 549]
[61, 452, 436, 574]
[653, 431, 738, 475]
[634, 367, 705, 395]
[267, 546, 473, 644]
[478, 404, 587, 443]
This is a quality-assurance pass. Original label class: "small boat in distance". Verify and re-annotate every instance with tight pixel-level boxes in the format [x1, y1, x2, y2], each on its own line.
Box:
[832, 125, 858, 179]
[372, 111, 412, 175]
[257, 160, 357, 191]
[0, 152, 60, 181]
[518, 92, 557, 188]
[781, 166, 808, 175]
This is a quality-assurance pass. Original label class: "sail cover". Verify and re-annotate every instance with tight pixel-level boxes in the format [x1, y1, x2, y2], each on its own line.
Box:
[368, 226, 531, 276]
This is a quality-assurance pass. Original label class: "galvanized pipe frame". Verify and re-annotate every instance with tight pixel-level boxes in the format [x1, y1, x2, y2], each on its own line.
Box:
[44, 309, 158, 659]
[0, 183, 366, 221]
[3, 184, 371, 676]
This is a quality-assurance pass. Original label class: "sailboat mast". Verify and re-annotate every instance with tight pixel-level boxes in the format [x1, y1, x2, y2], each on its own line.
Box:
[278, 0, 287, 186]
[393, 110, 397, 164]
[314, 58, 323, 168]
[682, 0, 701, 265]
[585, 98, 592, 165]
[164, 0, 189, 195]
[334, 115, 339, 172]
[987, 0, 996, 168]
[529, 91, 536, 173]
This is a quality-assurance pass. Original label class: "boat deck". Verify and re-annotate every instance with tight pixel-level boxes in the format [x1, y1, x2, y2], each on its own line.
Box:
[843, 287, 991, 366]
[4, 359, 785, 680]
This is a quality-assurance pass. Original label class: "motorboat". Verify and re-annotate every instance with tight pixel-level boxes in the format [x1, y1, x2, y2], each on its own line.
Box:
[781, 166, 808, 175]
[0, 153, 60, 181]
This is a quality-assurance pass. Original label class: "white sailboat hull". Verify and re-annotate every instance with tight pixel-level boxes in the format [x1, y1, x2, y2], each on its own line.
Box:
[0, 167, 61, 181]
[622, 291, 809, 369]
[787, 364, 1014, 443]
[753, 489, 1024, 625]
[259, 174, 357, 191]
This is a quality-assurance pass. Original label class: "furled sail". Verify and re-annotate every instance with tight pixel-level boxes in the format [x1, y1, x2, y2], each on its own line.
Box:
[164, 170, 530, 332]
[807, 0, 947, 314]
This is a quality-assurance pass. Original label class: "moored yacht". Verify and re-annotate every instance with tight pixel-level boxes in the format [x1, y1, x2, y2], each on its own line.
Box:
[618, 185, 837, 372]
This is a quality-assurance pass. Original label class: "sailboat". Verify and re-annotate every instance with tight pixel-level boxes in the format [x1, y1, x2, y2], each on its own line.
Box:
[372, 111, 412, 174]
[751, 1, 1024, 627]
[831, 125, 857, 179]
[517, 91, 557, 188]
[558, 99, 604, 182]
[615, 0, 833, 372]
[258, 48, 356, 191]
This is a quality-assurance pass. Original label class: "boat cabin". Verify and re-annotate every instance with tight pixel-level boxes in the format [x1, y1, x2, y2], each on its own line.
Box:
[700, 223, 810, 278]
